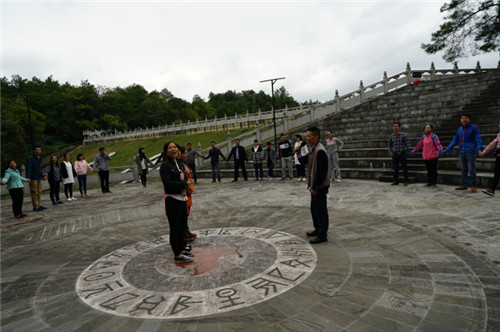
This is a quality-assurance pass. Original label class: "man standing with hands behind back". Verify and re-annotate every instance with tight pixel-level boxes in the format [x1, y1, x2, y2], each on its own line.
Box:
[26, 145, 47, 211]
[94, 147, 112, 194]
[306, 126, 330, 244]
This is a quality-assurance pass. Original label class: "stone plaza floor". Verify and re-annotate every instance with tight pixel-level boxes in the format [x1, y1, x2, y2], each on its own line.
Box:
[1, 178, 499, 331]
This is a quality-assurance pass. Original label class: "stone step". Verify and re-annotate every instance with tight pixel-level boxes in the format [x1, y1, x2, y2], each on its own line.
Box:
[336, 158, 496, 172]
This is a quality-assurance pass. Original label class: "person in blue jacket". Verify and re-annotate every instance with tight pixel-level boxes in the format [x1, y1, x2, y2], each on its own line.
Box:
[26, 145, 47, 211]
[445, 114, 483, 192]
[2, 161, 30, 218]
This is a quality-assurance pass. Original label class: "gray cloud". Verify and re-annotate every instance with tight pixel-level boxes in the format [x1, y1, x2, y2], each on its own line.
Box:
[2, 1, 498, 105]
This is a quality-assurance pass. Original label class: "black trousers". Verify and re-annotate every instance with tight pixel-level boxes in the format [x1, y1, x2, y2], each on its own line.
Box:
[392, 153, 408, 183]
[296, 164, 306, 177]
[64, 183, 73, 198]
[165, 197, 187, 256]
[233, 159, 248, 180]
[187, 162, 197, 183]
[140, 170, 147, 186]
[9, 188, 24, 216]
[310, 187, 329, 238]
[490, 156, 500, 191]
[98, 170, 110, 193]
[49, 180, 61, 203]
[424, 158, 439, 185]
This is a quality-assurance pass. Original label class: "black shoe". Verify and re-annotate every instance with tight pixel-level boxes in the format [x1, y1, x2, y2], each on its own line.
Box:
[212, 180, 216, 183]
[391, 182, 399, 185]
[107, 190, 112, 193]
[218, 179, 221, 182]
[306, 230, 318, 236]
[404, 182, 408, 187]
[310, 237, 328, 244]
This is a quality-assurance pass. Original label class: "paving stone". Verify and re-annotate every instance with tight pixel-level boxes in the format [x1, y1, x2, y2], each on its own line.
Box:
[1, 178, 499, 331]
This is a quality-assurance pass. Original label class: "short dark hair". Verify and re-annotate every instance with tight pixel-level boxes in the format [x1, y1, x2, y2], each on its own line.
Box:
[32, 145, 41, 150]
[307, 126, 320, 138]
[235, 139, 240, 142]
[294, 134, 302, 140]
[393, 122, 401, 127]
[461, 113, 472, 120]
[280, 134, 285, 137]
[178, 146, 186, 154]
[254, 139, 258, 142]
[266, 142, 271, 145]
[77, 153, 84, 161]
[187, 142, 192, 145]
[99, 147, 105, 151]
[425, 124, 434, 130]
[211, 141, 216, 144]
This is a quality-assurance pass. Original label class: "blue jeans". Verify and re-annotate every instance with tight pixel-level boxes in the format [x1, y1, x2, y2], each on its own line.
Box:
[211, 162, 221, 181]
[78, 174, 87, 194]
[459, 152, 477, 187]
[254, 163, 264, 179]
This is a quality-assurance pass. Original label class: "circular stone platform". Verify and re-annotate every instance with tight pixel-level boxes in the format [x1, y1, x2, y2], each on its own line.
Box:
[1, 179, 499, 331]
[75, 227, 317, 319]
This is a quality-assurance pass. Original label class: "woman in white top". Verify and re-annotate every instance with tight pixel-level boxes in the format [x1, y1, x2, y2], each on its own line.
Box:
[293, 134, 309, 181]
[60, 154, 77, 201]
[75, 153, 95, 197]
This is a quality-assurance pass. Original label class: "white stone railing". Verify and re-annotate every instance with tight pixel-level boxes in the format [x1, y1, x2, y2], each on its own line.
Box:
[83, 61, 496, 146]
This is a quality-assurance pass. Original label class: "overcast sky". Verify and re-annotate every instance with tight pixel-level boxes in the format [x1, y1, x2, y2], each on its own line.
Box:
[2, 1, 498, 104]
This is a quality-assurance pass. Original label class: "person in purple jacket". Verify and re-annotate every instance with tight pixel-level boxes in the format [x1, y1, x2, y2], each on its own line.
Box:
[478, 120, 500, 196]
[445, 114, 483, 192]
[410, 124, 444, 187]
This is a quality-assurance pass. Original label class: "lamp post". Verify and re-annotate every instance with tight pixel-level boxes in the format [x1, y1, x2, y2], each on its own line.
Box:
[260, 77, 285, 154]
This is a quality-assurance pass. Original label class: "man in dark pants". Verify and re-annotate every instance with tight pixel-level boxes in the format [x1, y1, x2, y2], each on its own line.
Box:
[186, 143, 203, 184]
[388, 122, 412, 186]
[227, 139, 248, 182]
[94, 147, 112, 193]
[306, 126, 330, 244]
[204, 141, 226, 183]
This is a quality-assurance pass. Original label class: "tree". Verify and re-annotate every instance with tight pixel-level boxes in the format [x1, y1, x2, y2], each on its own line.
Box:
[422, 0, 500, 62]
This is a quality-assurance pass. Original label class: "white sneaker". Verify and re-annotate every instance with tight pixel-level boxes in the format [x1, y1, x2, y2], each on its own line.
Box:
[71, 197, 77, 201]
[67, 198, 72, 202]
[336, 179, 341, 183]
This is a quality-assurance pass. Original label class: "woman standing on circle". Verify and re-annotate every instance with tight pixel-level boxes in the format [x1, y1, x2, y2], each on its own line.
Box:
[134, 147, 153, 187]
[45, 155, 64, 206]
[75, 153, 95, 197]
[1, 160, 29, 218]
[159, 142, 194, 263]
[60, 154, 78, 201]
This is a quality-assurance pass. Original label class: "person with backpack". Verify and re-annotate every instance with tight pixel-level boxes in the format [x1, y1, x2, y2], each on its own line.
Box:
[478, 120, 500, 196]
[410, 124, 444, 187]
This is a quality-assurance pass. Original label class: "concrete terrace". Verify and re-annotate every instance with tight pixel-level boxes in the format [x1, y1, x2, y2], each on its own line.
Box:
[1, 178, 499, 331]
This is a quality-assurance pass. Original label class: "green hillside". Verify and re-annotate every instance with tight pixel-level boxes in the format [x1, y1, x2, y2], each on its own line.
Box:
[70, 127, 254, 167]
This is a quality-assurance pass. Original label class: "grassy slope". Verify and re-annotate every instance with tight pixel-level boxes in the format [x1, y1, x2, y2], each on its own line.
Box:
[70, 127, 254, 167]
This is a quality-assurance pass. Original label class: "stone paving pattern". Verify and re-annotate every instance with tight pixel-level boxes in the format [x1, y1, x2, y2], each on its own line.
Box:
[1, 178, 499, 331]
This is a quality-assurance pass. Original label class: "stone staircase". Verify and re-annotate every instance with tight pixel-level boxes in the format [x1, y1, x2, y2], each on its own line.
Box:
[197, 69, 500, 186]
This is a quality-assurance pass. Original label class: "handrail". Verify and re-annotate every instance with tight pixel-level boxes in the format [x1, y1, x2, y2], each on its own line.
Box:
[83, 61, 496, 145]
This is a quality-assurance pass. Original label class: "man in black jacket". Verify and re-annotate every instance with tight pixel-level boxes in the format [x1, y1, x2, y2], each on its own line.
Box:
[227, 139, 248, 182]
[306, 126, 330, 244]
[204, 141, 226, 183]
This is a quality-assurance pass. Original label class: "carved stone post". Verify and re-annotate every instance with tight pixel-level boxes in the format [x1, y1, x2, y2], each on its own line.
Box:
[309, 105, 315, 123]
[430, 62, 436, 80]
[283, 114, 289, 134]
[453, 61, 459, 75]
[383, 71, 388, 94]
[475, 61, 481, 73]
[197, 142, 203, 167]
[406, 62, 412, 85]
[255, 121, 261, 142]
[334, 90, 341, 112]
[133, 165, 139, 183]
[227, 130, 232, 154]
[359, 80, 365, 103]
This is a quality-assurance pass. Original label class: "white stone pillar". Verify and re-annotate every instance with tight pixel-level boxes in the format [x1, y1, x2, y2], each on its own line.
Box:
[359, 80, 365, 103]
[383, 71, 388, 94]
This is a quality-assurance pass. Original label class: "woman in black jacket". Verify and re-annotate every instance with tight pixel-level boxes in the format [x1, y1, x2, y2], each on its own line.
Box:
[160, 142, 194, 263]
[45, 155, 64, 206]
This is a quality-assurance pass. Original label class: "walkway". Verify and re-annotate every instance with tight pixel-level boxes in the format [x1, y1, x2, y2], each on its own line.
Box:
[1, 178, 499, 331]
